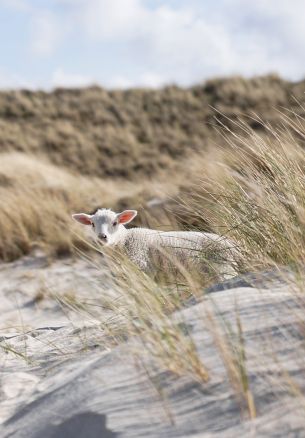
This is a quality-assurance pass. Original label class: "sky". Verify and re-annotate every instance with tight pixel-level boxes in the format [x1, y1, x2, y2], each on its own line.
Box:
[0, 0, 304, 90]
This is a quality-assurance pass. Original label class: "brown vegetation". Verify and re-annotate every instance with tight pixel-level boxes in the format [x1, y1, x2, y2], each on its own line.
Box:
[2, 75, 305, 426]
[1, 74, 305, 261]
[0, 74, 304, 179]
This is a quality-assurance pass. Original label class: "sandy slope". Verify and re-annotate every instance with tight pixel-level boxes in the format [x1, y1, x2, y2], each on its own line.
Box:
[0, 255, 305, 437]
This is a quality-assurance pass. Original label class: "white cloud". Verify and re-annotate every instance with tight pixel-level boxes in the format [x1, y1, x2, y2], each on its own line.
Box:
[0, 71, 34, 90]
[107, 76, 133, 89]
[2, 0, 305, 88]
[52, 68, 95, 88]
[106, 72, 167, 89]
[68, 1, 237, 85]
[71, 0, 305, 84]
[30, 11, 62, 56]
[79, 0, 146, 40]
[1, 0, 30, 12]
[137, 73, 167, 88]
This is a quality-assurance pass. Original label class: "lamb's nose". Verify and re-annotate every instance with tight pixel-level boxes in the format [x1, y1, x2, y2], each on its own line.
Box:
[99, 233, 107, 240]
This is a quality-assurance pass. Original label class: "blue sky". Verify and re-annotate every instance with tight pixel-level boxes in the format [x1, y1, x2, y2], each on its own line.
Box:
[0, 0, 304, 89]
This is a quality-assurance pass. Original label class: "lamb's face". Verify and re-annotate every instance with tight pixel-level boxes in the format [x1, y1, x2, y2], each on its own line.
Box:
[72, 209, 137, 246]
[91, 210, 120, 246]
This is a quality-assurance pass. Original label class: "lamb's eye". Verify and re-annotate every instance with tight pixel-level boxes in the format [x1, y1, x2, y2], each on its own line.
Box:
[113, 221, 117, 226]
[92, 223, 95, 228]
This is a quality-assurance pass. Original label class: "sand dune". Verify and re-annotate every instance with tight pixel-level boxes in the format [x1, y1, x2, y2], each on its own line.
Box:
[1, 77, 305, 436]
[0, 254, 304, 437]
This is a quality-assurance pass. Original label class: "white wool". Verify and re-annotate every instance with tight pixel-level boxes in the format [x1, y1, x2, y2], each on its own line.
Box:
[72, 208, 240, 280]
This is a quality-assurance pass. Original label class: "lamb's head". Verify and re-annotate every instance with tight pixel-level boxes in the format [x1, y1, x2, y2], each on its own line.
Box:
[72, 208, 137, 246]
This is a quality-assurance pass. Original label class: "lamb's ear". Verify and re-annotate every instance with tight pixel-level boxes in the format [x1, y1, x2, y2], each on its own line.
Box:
[117, 210, 137, 224]
[72, 213, 93, 225]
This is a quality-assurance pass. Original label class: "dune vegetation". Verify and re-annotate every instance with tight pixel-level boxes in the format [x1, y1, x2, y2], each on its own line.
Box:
[2, 76, 305, 431]
[1, 74, 305, 262]
[97, 114, 305, 407]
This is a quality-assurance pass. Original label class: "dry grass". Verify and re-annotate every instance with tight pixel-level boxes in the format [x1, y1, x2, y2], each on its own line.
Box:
[1, 75, 305, 261]
[0, 152, 150, 261]
[74, 114, 305, 419]
[0, 149, 199, 261]
[179, 116, 305, 273]
[2, 78, 305, 416]
[0, 75, 304, 180]
[2, 106, 305, 423]
[95, 251, 210, 382]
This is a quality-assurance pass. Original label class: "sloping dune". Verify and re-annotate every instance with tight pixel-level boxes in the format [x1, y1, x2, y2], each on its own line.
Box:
[0, 254, 304, 437]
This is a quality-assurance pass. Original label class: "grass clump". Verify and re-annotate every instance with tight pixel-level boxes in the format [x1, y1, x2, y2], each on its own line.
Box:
[90, 115, 305, 419]
[179, 117, 305, 274]
[0, 153, 144, 261]
[1, 75, 305, 262]
[105, 253, 209, 382]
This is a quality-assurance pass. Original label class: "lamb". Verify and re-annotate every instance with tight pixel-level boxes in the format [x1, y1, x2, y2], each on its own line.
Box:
[72, 208, 239, 280]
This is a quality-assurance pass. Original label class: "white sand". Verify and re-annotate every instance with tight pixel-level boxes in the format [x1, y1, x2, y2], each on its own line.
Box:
[0, 253, 304, 437]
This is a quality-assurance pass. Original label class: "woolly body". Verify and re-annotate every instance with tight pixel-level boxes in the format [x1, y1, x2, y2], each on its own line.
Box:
[72, 208, 239, 280]
[119, 227, 238, 278]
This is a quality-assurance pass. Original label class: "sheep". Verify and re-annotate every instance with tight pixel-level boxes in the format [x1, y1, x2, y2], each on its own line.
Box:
[72, 208, 240, 281]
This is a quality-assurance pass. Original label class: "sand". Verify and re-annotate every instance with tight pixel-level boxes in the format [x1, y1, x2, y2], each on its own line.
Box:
[0, 253, 305, 437]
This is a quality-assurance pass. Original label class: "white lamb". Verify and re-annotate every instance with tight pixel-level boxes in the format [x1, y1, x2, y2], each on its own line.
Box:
[72, 208, 239, 280]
